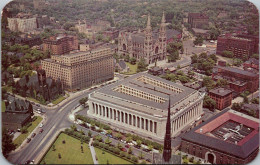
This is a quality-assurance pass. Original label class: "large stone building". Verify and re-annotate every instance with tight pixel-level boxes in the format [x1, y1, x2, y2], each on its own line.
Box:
[7, 14, 37, 33]
[216, 35, 257, 59]
[212, 66, 259, 93]
[87, 73, 205, 142]
[43, 34, 78, 55]
[208, 87, 232, 110]
[180, 109, 259, 164]
[41, 46, 114, 90]
[118, 13, 167, 64]
[188, 13, 209, 29]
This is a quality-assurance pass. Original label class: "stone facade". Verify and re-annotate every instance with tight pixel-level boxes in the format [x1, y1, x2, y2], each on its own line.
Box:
[7, 17, 37, 33]
[41, 46, 114, 90]
[87, 73, 205, 142]
[118, 13, 167, 64]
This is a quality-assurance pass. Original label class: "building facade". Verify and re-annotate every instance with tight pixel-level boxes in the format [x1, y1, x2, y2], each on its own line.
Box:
[188, 13, 209, 28]
[7, 16, 37, 33]
[118, 13, 167, 64]
[41, 46, 114, 90]
[212, 66, 259, 93]
[208, 87, 232, 110]
[43, 34, 78, 55]
[180, 109, 259, 164]
[87, 73, 205, 142]
[216, 36, 256, 59]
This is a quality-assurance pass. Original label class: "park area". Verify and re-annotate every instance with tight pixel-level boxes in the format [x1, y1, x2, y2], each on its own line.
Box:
[124, 62, 137, 75]
[40, 133, 93, 164]
[94, 147, 132, 164]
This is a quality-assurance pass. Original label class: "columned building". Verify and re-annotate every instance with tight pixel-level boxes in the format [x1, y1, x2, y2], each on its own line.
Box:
[88, 73, 205, 141]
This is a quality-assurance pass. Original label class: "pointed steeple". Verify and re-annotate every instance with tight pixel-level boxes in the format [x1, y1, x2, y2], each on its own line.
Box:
[163, 95, 172, 162]
[146, 13, 151, 30]
[161, 11, 166, 24]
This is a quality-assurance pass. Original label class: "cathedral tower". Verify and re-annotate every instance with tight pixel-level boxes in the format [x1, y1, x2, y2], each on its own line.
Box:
[144, 14, 153, 64]
[163, 96, 172, 162]
[159, 11, 167, 60]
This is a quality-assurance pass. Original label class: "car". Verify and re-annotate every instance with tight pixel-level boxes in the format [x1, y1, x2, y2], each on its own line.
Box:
[120, 140, 126, 144]
[134, 145, 140, 149]
[39, 123, 43, 128]
[146, 158, 151, 162]
[39, 129, 43, 133]
[31, 133, 36, 138]
[25, 160, 31, 164]
[100, 132, 106, 135]
[17, 128, 21, 132]
[27, 138, 31, 143]
[36, 104, 40, 107]
[125, 144, 130, 148]
[121, 148, 127, 152]
[106, 134, 113, 138]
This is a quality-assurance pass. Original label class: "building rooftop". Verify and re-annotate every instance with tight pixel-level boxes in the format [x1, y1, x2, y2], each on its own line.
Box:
[192, 28, 209, 34]
[215, 66, 258, 77]
[2, 112, 31, 124]
[181, 109, 259, 159]
[209, 87, 232, 97]
[91, 73, 200, 116]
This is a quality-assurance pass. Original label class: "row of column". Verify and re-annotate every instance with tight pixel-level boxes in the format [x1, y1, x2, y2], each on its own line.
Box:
[172, 102, 201, 132]
[92, 102, 157, 134]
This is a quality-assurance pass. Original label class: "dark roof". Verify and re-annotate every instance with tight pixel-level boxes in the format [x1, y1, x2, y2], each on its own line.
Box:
[181, 109, 259, 159]
[215, 66, 258, 77]
[248, 58, 259, 65]
[166, 29, 181, 40]
[2, 112, 31, 124]
[118, 60, 127, 70]
[209, 87, 232, 96]
[5, 95, 30, 113]
[242, 104, 259, 112]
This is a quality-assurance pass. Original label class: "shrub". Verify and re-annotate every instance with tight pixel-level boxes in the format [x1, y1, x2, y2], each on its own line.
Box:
[120, 151, 126, 157]
[126, 154, 131, 160]
[62, 140, 66, 144]
[189, 157, 194, 163]
[131, 156, 138, 163]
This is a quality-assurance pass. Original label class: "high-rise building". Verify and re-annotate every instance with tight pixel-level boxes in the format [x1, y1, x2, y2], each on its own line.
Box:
[7, 15, 37, 33]
[118, 12, 167, 64]
[41, 46, 114, 90]
[188, 13, 209, 29]
[42, 34, 78, 55]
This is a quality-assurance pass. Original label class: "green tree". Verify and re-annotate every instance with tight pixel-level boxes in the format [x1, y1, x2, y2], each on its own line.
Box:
[252, 54, 259, 60]
[148, 144, 154, 151]
[232, 103, 242, 112]
[79, 97, 88, 107]
[128, 147, 133, 154]
[70, 124, 77, 131]
[88, 131, 92, 137]
[193, 36, 203, 45]
[216, 79, 228, 87]
[202, 76, 215, 90]
[251, 98, 259, 104]
[2, 128, 16, 158]
[129, 57, 137, 65]
[124, 54, 130, 62]
[136, 140, 142, 147]
[203, 95, 216, 111]
[222, 51, 234, 58]
[105, 137, 112, 145]
[137, 58, 148, 72]
[191, 54, 198, 64]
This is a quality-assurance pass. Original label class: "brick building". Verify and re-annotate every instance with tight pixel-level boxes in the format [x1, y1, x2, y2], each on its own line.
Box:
[43, 34, 78, 55]
[41, 46, 114, 90]
[216, 36, 256, 59]
[212, 66, 259, 93]
[243, 58, 259, 70]
[208, 87, 232, 110]
[180, 109, 259, 164]
[188, 13, 209, 29]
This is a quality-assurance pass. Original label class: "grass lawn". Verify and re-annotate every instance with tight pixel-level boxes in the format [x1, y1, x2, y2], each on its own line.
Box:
[2, 101, 6, 112]
[94, 147, 132, 164]
[14, 116, 43, 147]
[52, 95, 66, 105]
[40, 133, 93, 164]
[123, 62, 138, 75]
[27, 97, 40, 104]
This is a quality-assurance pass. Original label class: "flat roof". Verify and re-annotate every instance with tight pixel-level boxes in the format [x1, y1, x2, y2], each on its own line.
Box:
[91, 73, 197, 114]
[215, 66, 258, 77]
[209, 87, 232, 96]
[181, 109, 259, 158]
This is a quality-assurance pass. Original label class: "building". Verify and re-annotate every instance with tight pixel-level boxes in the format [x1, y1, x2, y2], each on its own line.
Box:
[43, 34, 78, 55]
[243, 58, 259, 70]
[191, 28, 210, 39]
[87, 73, 205, 142]
[7, 14, 37, 33]
[2, 113, 31, 130]
[216, 36, 256, 59]
[118, 13, 167, 64]
[102, 29, 119, 40]
[240, 104, 259, 119]
[148, 66, 164, 76]
[237, 34, 259, 54]
[165, 29, 182, 43]
[14, 70, 63, 102]
[180, 109, 259, 164]
[208, 87, 232, 110]
[212, 66, 259, 93]
[188, 13, 209, 29]
[41, 46, 114, 90]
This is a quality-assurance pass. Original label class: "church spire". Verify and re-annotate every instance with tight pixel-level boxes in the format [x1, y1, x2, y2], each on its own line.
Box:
[163, 95, 172, 162]
[146, 13, 151, 30]
[161, 11, 166, 24]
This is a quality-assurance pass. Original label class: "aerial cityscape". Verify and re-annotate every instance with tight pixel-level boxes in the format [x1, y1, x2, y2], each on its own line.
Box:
[1, 0, 259, 164]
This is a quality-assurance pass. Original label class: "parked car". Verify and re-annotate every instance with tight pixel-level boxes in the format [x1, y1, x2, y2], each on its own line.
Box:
[101, 132, 106, 135]
[125, 144, 130, 148]
[27, 138, 31, 143]
[121, 148, 127, 152]
[146, 158, 151, 162]
[107, 134, 113, 138]
[39, 123, 43, 128]
[39, 129, 44, 133]
[17, 128, 21, 132]
[31, 133, 36, 138]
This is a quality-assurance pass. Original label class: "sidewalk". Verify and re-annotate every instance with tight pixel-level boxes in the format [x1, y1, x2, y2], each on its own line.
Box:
[89, 138, 98, 164]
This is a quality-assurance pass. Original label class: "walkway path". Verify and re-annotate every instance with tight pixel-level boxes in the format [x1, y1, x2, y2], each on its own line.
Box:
[89, 138, 98, 164]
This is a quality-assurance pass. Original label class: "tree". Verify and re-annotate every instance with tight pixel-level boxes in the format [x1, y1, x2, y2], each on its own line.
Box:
[124, 54, 130, 62]
[106, 130, 112, 135]
[232, 58, 243, 67]
[2, 128, 16, 158]
[138, 151, 144, 159]
[148, 144, 154, 151]
[191, 54, 198, 64]
[232, 103, 242, 112]
[252, 54, 259, 60]
[136, 140, 142, 147]
[88, 131, 92, 137]
[216, 79, 228, 87]
[70, 124, 77, 132]
[167, 42, 180, 62]
[79, 97, 88, 107]
[105, 137, 112, 145]
[131, 156, 138, 163]
[193, 36, 203, 45]
[203, 95, 216, 111]
[222, 51, 234, 58]
[95, 135, 103, 142]
[128, 147, 133, 154]
[126, 136, 132, 143]
[137, 58, 148, 72]
[251, 98, 259, 104]
[129, 57, 137, 65]
[202, 76, 215, 90]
